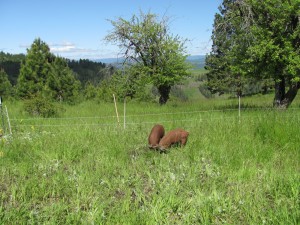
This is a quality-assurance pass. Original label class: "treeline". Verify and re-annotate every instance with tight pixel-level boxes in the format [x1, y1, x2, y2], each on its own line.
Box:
[0, 37, 188, 108]
[0, 39, 125, 117]
[0, 38, 160, 117]
[1, 0, 299, 112]
[0, 51, 113, 87]
[0, 52, 25, 86]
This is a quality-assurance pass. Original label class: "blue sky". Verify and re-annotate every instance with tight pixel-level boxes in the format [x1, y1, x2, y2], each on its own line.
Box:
[1, 0, 222, 60]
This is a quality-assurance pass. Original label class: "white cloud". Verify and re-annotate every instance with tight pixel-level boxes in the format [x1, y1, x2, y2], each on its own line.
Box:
[49, 42, 97, 54]
[19, 41, 121, 59]
[185, 38, 212, 56]
[19, 44, 30, 49]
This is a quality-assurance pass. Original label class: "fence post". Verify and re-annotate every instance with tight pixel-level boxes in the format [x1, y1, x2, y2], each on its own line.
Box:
[113, 94, 120, 127]
[5, 106, 12, 135]
[238, 95, 241, 122]
[124, 97, 126, 129]
[0, 97, 5, 135]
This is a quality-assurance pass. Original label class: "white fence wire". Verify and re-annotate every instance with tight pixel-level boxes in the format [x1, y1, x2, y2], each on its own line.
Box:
[8, 107, 300, 131]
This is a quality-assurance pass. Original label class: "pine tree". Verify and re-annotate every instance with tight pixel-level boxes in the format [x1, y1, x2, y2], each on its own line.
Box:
[17, 38, 81, 102]
[17, 38, 54, 98]
[47, 57, 80, 102]
[206, 0, 300, 108]
[0, 68, 12, 98]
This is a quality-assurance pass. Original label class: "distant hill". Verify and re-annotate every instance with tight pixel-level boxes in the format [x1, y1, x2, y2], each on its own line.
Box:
[187, 55, 206, 69]
[95, 58, 125, 64]
[95, 55, 206, 69]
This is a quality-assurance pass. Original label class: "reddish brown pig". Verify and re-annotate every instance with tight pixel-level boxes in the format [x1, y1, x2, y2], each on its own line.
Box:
[148, 124, 165, 149]
[158, 128, 189, 150]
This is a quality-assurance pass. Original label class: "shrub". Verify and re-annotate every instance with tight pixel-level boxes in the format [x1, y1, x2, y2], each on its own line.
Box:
[24, 96, 61, 117]
[199, 83, 214, 98]
[170, 85, 188, 101]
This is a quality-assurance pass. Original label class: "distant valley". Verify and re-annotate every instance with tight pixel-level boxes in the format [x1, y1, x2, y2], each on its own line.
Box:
[95, 55, 206, 69]
[186, 55, 206, 69]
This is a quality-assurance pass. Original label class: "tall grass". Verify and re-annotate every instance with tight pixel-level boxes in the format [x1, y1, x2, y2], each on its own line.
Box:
[0, 97, 299, 224]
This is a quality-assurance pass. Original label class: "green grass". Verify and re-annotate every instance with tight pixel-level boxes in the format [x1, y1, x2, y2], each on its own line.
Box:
[0, 97, 299, 224]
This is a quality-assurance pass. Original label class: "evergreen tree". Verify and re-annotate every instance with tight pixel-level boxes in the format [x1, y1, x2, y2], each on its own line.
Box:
[247, 0, 300, 108]
[17, 38, 54, 98]
[47, 57, 80, 102]
[17, 38, 81, 102]
[206, 0, 300, 108]
[0, 51, 25, 85]
[0, 68, 12, 98]
[84, 81, 97, 100]
[205, 0, 240, 95]
[67, 59, 111, 86]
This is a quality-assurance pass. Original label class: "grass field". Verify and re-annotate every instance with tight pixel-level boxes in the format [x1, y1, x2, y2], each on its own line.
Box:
[0, 95, 299, 224]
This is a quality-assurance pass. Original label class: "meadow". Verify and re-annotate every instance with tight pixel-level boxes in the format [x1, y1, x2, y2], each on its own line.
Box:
[0, 94, 299, 224]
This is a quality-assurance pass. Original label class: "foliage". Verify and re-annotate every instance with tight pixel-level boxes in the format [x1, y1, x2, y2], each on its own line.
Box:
[105, 11, 191, 104]
[96, 79, 115, 103]
[110, 66, 153, 101]
[0, 51, 113, 89]
[67, 59, 115, 86]
[92, 64, 156, 103]
[84, 81, 98, 100]
[17, 38, 54, 98]
[0, 68, 13, 98]
[23, 95, 60, 117]
[0, 51, 25, 85]
[206, 0, 300, 108]
[199, 83, 214, 99]
[16, 38, 81, 103]
[169, 85, 188, 102]
[47, 57, 81, 103]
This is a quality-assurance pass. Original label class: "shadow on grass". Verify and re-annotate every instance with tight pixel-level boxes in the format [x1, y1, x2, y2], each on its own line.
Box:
[213, 103, 274, 111]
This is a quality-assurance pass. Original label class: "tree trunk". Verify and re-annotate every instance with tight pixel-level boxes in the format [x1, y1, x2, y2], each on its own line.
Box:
[273, 78, 300, 109]
[273, 78, 285, 107]
[158, 85, 171, 105]
[279, 84, 300, 108]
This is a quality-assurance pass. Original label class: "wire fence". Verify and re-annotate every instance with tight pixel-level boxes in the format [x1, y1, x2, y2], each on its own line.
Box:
[5, 107, 300, 134]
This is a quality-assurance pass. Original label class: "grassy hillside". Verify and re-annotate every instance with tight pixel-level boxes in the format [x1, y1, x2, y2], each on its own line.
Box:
[0, 97, 299, 224]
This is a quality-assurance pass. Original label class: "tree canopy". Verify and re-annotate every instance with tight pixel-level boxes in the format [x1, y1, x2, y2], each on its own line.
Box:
[17, 38, 80, 102]
[0, 51, 25, 85]
[0, 68, 12, 98]
[206, 0, 300, 108]
[17, 38, 54, 98]
[105, 11, 190, 104]
[47, 57, 81, 102]
[67, 59, 114, 86]
[0, 51, 113, 89]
